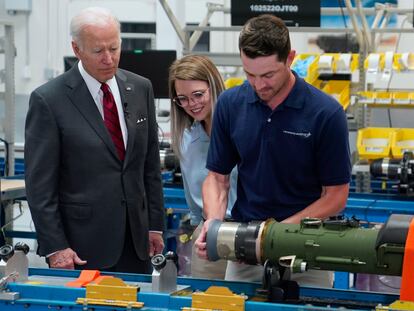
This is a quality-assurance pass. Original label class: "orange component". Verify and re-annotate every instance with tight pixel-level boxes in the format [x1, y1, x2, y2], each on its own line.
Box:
[66, 270, 101, 288]
[400, 218, 414, 301]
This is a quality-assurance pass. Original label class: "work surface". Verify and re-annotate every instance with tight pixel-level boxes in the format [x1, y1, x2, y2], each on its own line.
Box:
[0, 268, 401, 311]
[0, 179, 25, 201]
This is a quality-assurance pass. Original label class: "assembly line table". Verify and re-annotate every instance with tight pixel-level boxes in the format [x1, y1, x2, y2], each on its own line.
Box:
[0, 178, 25, 201]
[0, 178, 26, 244]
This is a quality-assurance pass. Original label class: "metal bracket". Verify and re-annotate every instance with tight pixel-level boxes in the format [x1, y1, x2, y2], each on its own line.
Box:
[0, 271, 20, 301]
[76, 297, 143, 309]
[158, 0, 224, 52]
[183, 286, 246, 311]
[76, 276, 142, 309]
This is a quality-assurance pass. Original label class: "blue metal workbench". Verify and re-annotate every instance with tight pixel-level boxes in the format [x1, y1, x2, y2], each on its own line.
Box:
[164, 185, 414, 224]
[0, 268, 400, 310]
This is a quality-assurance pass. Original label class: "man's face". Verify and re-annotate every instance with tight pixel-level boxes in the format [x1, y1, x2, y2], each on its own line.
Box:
[241, 51, 295, 103]
[72, 22, 121, 83]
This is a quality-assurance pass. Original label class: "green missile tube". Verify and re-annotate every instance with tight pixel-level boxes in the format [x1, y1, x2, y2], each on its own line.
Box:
[206, 214, 413, 276]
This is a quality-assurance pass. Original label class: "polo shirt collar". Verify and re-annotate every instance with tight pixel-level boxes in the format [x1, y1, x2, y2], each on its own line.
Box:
[245, 70, 306, 110]
[283, 71, 306, 109]
[244, 80, 260, 104]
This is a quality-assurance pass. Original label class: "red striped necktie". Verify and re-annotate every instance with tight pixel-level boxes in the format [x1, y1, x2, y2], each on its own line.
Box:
[101, 83, 125, 161]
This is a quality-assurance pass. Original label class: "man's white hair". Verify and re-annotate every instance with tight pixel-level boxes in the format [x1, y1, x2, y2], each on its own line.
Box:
[70, 7, 121, 48]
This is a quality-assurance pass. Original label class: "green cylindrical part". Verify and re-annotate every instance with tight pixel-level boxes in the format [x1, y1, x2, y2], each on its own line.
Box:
[261, 218, 405, 276]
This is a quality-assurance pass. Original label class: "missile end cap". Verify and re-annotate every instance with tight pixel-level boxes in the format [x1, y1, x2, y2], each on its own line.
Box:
[206, 219, 223, 261]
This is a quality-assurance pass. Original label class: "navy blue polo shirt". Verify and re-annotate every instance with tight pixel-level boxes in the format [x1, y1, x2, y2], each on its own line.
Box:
[207, 72, 351, 222]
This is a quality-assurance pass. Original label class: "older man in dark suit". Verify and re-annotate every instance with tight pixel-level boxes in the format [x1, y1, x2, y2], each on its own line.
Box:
[24, 7, 165, 273]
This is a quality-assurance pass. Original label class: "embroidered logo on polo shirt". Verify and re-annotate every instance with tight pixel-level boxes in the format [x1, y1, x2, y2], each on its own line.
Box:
[283, 130, 312, 138]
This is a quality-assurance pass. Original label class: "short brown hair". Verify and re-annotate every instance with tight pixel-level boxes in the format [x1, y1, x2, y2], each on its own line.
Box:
[239, 14, 291, 62]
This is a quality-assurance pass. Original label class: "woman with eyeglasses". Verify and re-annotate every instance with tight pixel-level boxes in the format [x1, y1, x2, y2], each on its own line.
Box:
[168, 55, 237, 279]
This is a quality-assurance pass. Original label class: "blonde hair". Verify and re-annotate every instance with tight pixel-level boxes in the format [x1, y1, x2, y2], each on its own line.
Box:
[168, 55, 225, 160]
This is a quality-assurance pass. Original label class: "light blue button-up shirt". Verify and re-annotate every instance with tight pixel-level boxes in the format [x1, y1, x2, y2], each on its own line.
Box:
[180, 121, 237, 226]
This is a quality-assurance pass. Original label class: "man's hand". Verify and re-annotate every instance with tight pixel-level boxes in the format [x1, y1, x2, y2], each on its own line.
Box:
[48, 248, 87, 269]
[194, 219, 215, 260]
[149, 232, 164, 257]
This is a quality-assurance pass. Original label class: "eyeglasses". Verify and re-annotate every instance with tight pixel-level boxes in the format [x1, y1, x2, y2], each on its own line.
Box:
[173, 88, 209, 107]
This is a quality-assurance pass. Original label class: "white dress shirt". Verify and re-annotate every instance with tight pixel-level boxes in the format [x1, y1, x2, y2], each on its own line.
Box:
[79, 62, 161, 237]
[78, 61, 128, 147]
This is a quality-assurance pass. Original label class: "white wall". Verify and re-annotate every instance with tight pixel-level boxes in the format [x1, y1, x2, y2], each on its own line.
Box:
[0, 0, 160, 95]
[2, 0, 414, 94]
[1, 0, 414, 143]
[0, 0, 236, 142]
[0, 0, 243, 96]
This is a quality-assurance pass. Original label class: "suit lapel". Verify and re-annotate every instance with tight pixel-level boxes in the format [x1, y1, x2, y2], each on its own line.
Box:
[116, 71, 137, 166]
[65, 65, 120, 161]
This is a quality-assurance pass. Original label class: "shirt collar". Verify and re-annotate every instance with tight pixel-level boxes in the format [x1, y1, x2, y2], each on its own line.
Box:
[282, 71, 306, 109]
[78, 61, 117, 98]
[188, 121, 209, 143]
[244, 80, 259, 104]
[245, 70, 305, 110]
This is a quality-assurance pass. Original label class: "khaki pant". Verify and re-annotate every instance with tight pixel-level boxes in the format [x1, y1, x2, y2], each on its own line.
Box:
[191, 222, 228, 279]
[225, 261, 333, 288]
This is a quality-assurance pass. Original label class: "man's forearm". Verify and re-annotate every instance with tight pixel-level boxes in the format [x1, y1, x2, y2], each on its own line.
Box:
[202, 171, 230, 220]
[282, 183, 349, 224]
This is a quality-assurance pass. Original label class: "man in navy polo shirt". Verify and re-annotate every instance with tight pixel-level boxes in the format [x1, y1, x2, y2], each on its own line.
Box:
[195, 14, 351, 286]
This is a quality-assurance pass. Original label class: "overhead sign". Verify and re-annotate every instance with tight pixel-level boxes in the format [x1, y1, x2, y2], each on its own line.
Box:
[231, 0, 321, 27]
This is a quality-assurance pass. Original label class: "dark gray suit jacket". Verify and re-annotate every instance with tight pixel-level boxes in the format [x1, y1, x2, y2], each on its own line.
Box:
[24, 64, 165, 269]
